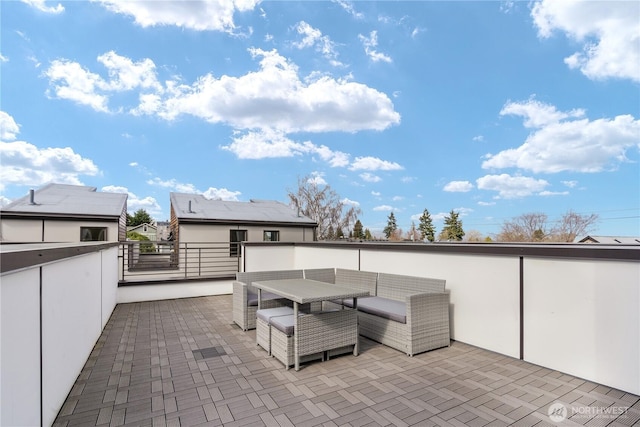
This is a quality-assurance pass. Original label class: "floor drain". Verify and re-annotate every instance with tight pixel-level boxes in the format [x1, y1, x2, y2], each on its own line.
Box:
[193, 346, 226, 360]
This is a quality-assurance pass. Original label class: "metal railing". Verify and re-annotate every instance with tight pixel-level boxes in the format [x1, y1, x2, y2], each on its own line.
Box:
[118, 241, 241, 284]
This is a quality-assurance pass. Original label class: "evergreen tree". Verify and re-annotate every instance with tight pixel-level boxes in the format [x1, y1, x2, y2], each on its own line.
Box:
[127, 209, 154, 227]
[353, 219, 364, 239]
[336, 228, 344, 239]
[364, 229, 372, 240]
[383, 212, 398, 239]
[440, 210, 465, 241]
[418, 209, 436, 242]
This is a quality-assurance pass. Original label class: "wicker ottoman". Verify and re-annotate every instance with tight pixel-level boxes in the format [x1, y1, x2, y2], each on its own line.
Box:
[269, 315, 323, 369]
[256, 307, 294, 355]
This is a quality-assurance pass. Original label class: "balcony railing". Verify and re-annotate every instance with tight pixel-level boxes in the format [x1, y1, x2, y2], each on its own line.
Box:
[118, 240, 241, 283]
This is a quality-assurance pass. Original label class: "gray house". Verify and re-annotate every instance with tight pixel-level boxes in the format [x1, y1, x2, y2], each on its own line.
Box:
[169, 193, 317, 254]
[578, 235, 640, 244]
[0, 184, 127, 242]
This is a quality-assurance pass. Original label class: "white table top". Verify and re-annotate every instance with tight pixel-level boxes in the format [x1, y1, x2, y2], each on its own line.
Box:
[253, 278, 370, 304]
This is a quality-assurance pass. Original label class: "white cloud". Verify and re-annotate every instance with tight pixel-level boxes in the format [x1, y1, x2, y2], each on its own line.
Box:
[341, 197, 360, 207]
[392, 196, 403, 201]
[500, 97, 584, 128]
[145, 177, 241, 202]
[202, 187, 241, 201]
[484, 99, 640, 173]
[443, 181, 474, 192]
[0, 53, 8, 62]
[358, 31, 392, 63]
[158, 48, 399, 132]
[0, 140, 99, 191]
[44, 49, 400, 138]
[476, 174, 550, 199]
[44, 59, 110, 112]
[562, 180, 578, 188]
[371, 191, 381, 196]
[373, 205, 393, 211]
[293, 21, 341, 66]
[360, 173, 381, 183]
[0, 195, 12, 207]
[95, 0, 259, 33]
[102, 185, 163, 216]
[531, 0, 640, 82]
[401, 176, 415, 183]
[147, 177, 198, 194]
[472, 135, 485, 142]
[221, 129, 351, 168]
[307, 172, 327, 186]
[97, 51, 162, 92]
[334, 0, 363, 19]
[0, 111, 20, 141]
[539, 190, 569, 197]
[349, 156, 403, 171]
[21, 0, 64, 14]
[222, 129, 309, 159]
[477, 201, 496, 206]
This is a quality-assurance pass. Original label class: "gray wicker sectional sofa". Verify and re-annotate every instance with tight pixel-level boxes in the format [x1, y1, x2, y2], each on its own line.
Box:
[234, 268, 450, 358]
[232, 269, 303, 331]
[357, 272, 450, 356]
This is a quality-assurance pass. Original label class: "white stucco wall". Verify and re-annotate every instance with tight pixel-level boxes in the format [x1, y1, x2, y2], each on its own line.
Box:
[0, 244, 118, 427]
[524, 258, 640, 395]
[0, 268, 41, 427]
[1, 218, 43, 242]
[178, 223, 313, 244]
[0, 218, 119, 242]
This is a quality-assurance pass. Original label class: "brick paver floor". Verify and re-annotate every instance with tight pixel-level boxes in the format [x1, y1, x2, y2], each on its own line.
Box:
[53, 295, 640, 426]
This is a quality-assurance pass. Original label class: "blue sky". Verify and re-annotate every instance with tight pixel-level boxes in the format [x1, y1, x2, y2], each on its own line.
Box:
[1, 0, 639, 239]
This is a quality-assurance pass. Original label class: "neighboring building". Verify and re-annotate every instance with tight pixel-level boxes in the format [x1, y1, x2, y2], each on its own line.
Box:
[169, 193, 317, 253]
[0, 184, 127, 243]
[127, 222, 157, 241]
[156, 221, 171, 241]
[578, 235, 640, 244]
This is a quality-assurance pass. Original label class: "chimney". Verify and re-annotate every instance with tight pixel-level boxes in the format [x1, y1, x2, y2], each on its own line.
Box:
[188, 200, 193, 213]
[29, 189, 36, 205]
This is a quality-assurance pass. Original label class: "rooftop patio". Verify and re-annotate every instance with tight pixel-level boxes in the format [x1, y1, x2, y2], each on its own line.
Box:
[2, 241, 638, 426]
[52, 294, 639, 427]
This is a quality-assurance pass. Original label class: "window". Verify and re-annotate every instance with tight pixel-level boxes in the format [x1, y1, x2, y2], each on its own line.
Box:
[81, 227, 107, 241]
[263, 230, 280, 242]
[230, 230, 247, 257]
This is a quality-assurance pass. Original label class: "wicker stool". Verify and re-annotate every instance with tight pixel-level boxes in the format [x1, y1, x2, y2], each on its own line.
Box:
[255, 307, 294, 355]
[269, 315, 324, 370]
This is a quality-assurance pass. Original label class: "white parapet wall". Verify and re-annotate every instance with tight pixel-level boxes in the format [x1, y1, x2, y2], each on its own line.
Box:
[523, 258, 640, 395]
[0, 243, 119, 427]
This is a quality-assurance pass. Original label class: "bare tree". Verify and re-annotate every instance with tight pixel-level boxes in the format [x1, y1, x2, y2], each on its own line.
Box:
[406, 221, 420, 241]
[551, 210, 599, 242]
[497, 212, 549, 242]
[497, 211, 598, 242]
[465, 230, 484, 242]
[288, 176, 361, 240]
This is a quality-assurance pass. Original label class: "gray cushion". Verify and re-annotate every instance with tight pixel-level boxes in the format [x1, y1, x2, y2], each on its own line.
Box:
[331, 296, 373, 308]
[256, 307, 294, 322]
[357, 296, 406, 323]
[270, 315, 295, 336]
[247, 291, 284, 306]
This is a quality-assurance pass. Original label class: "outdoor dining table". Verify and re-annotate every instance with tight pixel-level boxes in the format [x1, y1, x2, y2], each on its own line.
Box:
[253, 278, 370, 370]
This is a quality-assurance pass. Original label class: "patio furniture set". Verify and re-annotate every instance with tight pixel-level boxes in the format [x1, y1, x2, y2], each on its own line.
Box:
[233, 268, 450, 370]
